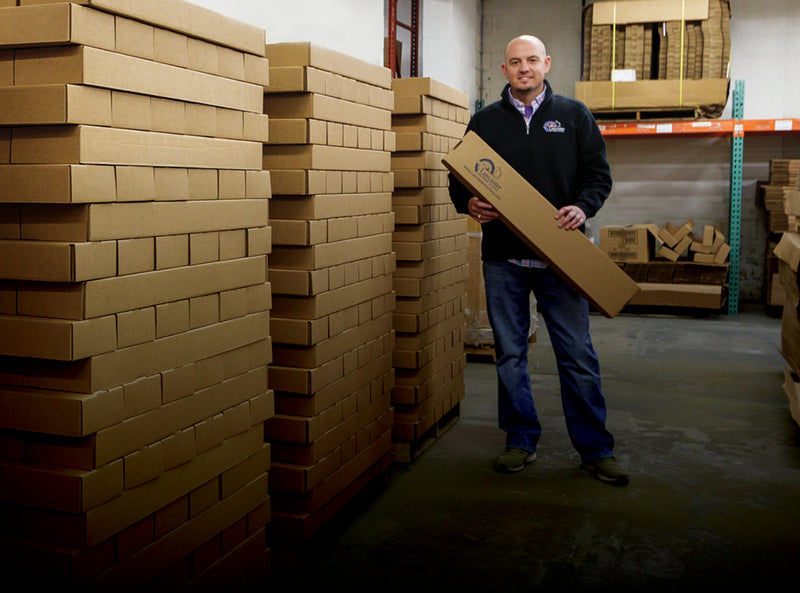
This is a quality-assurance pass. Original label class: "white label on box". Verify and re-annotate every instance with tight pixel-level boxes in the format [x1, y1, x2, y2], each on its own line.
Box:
[611, 69, 637, 82]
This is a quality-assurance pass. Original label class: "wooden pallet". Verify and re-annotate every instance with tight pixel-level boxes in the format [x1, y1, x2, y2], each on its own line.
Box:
[392, 402, 461, 464]
[465, 345, 496, 362]
[592, 106, 701, 122]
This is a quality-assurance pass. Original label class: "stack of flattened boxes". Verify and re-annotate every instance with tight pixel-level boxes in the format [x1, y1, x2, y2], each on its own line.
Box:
[0, 1, 273, 587]
[261, 42, 396, 542]
[389, 77, 469, 462]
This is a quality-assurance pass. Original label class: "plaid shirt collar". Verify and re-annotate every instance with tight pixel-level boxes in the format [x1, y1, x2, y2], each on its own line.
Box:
[507, 87, 546, 124]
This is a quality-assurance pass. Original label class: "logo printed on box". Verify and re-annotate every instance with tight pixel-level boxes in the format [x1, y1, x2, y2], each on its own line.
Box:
[473, 158, 503, 193]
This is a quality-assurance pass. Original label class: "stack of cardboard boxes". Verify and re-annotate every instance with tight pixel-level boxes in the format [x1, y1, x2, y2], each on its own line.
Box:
[389, 78, 469, 462]
[261, 42, 396, 541]
[576, 0, 731, 115]
[761, 159, 800, 308]
[0, 0, 273, 587]
[600, 220, 730, 308]
[774, 232, 800, 427]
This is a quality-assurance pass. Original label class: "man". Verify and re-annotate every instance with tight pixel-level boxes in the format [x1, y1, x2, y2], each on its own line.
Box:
[448, 34, 628, 486]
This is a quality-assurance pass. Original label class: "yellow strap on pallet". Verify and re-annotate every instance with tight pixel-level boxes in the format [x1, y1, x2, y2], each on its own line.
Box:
[611, 2, 617, 110]
[679, 0, 685, 107]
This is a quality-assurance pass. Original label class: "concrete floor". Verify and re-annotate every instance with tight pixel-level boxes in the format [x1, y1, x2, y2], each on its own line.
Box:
[263, 304, 800, 592]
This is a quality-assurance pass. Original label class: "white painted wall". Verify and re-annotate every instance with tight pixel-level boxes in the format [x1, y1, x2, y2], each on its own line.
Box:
[186, 0, 385, 65]
[419, 0, 482, 111]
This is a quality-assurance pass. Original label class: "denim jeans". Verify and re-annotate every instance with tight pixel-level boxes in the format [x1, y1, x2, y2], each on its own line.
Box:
[482, 260, 615, 463]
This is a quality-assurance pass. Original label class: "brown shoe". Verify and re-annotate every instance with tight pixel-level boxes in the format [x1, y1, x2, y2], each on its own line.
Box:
[580, 456, 629, 486]
[494, 448, 537, 473]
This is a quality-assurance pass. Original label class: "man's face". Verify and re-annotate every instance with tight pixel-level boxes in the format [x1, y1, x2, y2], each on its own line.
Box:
[501, 37, 551, 98]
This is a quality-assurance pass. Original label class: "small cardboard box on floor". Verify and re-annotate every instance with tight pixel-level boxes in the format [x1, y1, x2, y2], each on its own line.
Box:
[442, 131, 639, 318]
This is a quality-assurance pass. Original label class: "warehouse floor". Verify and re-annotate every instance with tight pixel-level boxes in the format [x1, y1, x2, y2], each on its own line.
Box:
[261, 303, 800, 592]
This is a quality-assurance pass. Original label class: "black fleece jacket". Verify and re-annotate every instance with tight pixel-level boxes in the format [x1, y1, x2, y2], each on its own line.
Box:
[448, 81, 612, 261]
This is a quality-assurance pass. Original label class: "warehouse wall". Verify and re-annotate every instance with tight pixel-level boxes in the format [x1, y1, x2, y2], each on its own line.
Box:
[186, 0, 385, 64]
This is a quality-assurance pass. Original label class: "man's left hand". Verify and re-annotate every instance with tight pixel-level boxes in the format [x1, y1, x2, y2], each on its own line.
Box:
[555, 206, 587, 230]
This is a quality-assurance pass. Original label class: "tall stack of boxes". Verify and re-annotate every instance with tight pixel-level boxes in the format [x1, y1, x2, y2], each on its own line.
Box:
[576, 0, 731, 114]
[261, 42, 396, 541]
[389, 77, 469, 462]
[774, 232, 800, 427]
[762, 159, 800, 308]
[0, 0, 273, 587]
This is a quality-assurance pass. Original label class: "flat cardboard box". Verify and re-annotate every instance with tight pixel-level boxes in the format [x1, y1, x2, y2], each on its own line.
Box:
[574, 79, 730, 111]
[628, 282, 724, 308]
[20, 199, 269, 242]
[0, 384, 124, 437]
[18, 0, 266, 57]
[782, 366, 800, 427]
[15, 45, 264, 113]
[0, 84, 112, 126]
[0, 314, 117, 361]
[0, 3, 115, 50]
[590, 0, 709, 24]
[11, 125, 262, 170]
[442, 131, 639, 318]
[0, 239, 116, 282]
[391, 77, 470, 109]
[262, 144, 390, 173]
[262, 92, 391, 131]
[264, 42, 391, 90]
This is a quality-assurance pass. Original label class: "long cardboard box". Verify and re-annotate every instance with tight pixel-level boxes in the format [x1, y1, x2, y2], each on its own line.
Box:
[391, 77, 470, 109]
[262, 92, 391, 130]
[264, 42, 391, 89]
[20, 200, 268, 242]
[442, 131, 639, 317]
[14, 45, 264, 113]
[574, 79, 730, 111]
[11, 125, 262, 170]
[0, 239, 116, 282]
[590, 0, 709, 24]
[0, 314, 116, 360]
[262, 144, 390, 173]
[17, 0, 266, 56]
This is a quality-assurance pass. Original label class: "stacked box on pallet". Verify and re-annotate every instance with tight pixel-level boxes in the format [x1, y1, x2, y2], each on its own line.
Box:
[0, 1, 274, 587]
[261, 42, 396, 542]
[576, 0, 731, 115]
[389, 77, 469, 463]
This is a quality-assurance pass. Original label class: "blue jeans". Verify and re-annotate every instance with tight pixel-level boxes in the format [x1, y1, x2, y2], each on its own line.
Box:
[483, 260, 615, 463]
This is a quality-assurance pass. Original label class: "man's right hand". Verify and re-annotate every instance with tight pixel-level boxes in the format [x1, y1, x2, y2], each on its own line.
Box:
[469, 196, 498, 224]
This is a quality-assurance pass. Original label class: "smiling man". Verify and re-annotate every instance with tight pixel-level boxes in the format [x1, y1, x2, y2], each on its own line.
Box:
[448, 35, 628, 486]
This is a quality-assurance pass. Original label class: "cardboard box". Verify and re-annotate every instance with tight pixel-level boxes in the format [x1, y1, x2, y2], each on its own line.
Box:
[600, 224, 659, 263]
[0, 239, 116, 282]
[0, 164, 116, 204]
[262, 92, 391, 131]
[18, 0, 266, 57]
[442, 131, 639, 317]
[15, 45, 263, 113]
[628, 282, 724, 308]
[11, 125, 262, 170]
[574, 79, 729, 111]
[590, 0, 710, 25]
[391, 77, 470, 109]
[264, 42, 391, 90]
[782, 366, 800, 427]
[0, 3, 115, 50]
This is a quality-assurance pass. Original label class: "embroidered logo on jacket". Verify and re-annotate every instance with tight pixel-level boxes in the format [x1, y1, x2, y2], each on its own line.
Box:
[543, 120, 565, 133]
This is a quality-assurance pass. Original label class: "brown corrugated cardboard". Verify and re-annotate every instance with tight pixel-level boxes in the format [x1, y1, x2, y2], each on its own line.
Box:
[11, 125, 262, 170]
[574, 79, 729, 110]
[391, 77, 469, 109]
[600, 224, 660, 263]
[0, 383, 125, 437]
[0, 84, 112, 126]
[262, 92, 391, 130]
[0, 164, 116, 204]
[15, 45, 264, 113]
[262, 144, 390, 172]
[0, 239, 116, 282]
[443, 131, 639, 317]
[264, 42, 391, 89]
[628, 282, 724, 308]
[590, 0, 709, 24]
[18, 0, 266, 57]
[0, 3, 115, 50]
